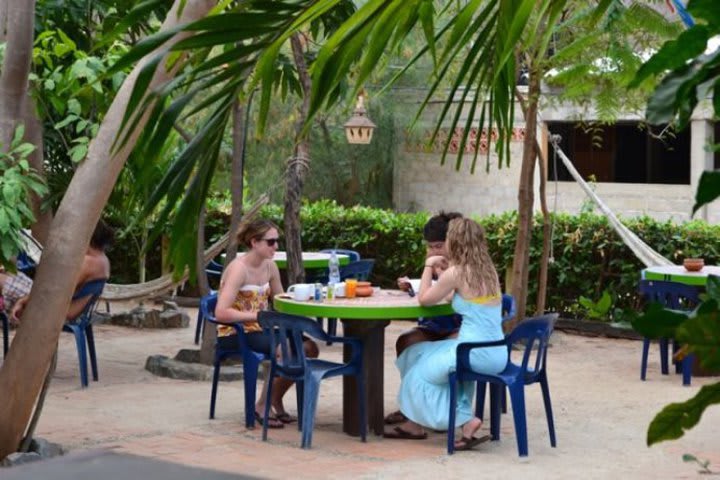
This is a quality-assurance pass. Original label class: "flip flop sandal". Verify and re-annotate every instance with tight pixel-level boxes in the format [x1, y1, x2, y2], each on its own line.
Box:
[383, 410, 407, 425]
[255, 411, 284, 429]
[383, 426, 428, 440]
[454, 434, 491, 451]
[275, 412, 297, 424]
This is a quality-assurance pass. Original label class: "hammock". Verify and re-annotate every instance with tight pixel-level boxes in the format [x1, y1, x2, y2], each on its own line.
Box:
[21, 194, 269, 302]
[548, 134, 673, 268]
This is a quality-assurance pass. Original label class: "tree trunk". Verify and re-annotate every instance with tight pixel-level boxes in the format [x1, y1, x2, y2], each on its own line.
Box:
[0, 0, 35, 148]
[283, 34, 312, 285]
[0, 0, 215, 459]
[0, 1, 8, 42]
[509, 67, 540, 326]
[226, 98, 248, 264]
[24, 102, 53, 245]
[514, 86, 551, 315]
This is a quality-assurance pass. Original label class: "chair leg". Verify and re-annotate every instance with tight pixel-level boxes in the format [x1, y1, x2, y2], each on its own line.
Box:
[474, 381, 486, 420]
[447, 374, 458, 454]
[2, 313, 8, 358]
[194, 310, 203, 345]
[659, 338, 669, 375]
[640, 338, 650, 380]
[296, 380, 304, 432]
[244, 358, 261, 429]
[209, 360, 221, 419]
[86, 324, 99, 382]
[681, 353, 693, 386]
[69, 326, 89, 388]
[489, 383, 502, 441]
[507, 384, 528, 456]
[540, 375, 557, 448]
[301, 375, 321, 449]
[262, 364, 277, 442]
[327, 319, 337, 345]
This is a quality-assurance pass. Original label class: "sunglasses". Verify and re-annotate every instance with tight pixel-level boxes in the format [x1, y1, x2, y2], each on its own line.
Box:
[260, 237, 280, 247]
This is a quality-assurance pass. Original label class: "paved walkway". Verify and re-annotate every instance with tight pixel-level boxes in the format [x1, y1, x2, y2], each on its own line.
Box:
[6, 302, 720, 479]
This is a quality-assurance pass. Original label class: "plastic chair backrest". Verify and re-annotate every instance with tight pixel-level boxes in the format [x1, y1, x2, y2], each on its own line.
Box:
[70, 279, 106, 324]
[16, 251, 36, 276]
[320, 249, 361, 262]
[201, 292, 258, 355]
[506, 314, 557, 383]
[339, 259, 375, 282]
[638, 280, 700, 310]
[259, 311, 329, 378]
[501, 294, 516, 323]
[200, 293, 218, 323]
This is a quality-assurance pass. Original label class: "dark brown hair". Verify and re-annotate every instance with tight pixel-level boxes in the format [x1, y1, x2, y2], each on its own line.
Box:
[236, 219, 280, 249]
[423, 211, 463, 242]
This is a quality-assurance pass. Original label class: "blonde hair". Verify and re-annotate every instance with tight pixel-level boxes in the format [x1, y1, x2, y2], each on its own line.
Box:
[236, 219, 280, 249]
[446, 218, 500, 297]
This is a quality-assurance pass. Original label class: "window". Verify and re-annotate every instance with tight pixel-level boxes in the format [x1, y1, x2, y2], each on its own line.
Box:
[547, 121, 690, 184]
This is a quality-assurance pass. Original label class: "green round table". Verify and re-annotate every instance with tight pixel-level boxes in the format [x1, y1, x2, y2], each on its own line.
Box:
[641, 265, 720, 286]
[274, 290, 453, 436]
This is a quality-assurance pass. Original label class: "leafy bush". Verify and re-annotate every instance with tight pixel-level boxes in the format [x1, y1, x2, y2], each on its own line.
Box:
[208, 201, 720, 318]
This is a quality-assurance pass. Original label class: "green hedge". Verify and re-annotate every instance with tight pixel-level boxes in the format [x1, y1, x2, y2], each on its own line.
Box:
[207, 200, 720, 318]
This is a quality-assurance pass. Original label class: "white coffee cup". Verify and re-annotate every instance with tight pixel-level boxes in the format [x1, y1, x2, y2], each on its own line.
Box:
[288, 283, 314, 301]
[333, 282, 346, 298]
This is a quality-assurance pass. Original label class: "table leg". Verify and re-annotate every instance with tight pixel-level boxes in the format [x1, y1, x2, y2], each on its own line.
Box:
[341, 319, 390, 436]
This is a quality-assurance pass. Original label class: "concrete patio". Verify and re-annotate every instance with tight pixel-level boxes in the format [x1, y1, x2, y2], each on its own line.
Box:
[4, 302, 719, 479]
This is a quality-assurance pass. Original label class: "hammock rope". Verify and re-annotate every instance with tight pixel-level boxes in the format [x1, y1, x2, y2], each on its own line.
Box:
[21, 193, 271, 302]
[549, 133, 673, 268]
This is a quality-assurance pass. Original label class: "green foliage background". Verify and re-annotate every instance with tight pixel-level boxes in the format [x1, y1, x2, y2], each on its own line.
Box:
[205, 200, 720, 318]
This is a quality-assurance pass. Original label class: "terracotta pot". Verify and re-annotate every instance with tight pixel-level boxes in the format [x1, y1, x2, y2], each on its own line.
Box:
[683, 258, 704, 272]
[355, 283, 373, 297]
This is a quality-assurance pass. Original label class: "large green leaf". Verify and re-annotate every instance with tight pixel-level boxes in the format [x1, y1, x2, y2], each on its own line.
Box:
[631, 302, 688, 339]
[647, 383, 720, 445]
[692, 171, 720, 215]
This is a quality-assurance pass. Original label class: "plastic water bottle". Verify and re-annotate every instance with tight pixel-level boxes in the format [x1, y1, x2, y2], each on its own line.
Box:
[328, 250, 341, 286]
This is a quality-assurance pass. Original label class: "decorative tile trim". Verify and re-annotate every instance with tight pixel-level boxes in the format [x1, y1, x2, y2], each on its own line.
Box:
[406, 127, 526, 154]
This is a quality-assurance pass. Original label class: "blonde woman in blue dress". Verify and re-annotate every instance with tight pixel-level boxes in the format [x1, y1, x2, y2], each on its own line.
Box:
[384, 218, 508, 450]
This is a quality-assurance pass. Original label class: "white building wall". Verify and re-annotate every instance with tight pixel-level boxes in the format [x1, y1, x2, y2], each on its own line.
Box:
[393, 97, 719, 224]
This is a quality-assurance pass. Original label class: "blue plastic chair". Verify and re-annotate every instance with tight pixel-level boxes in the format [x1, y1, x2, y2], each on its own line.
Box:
[201, 293, 270, 428]
[320, 249, 361, 262]
[258, 311, 366, 449]
[194, 261, 225, 345]
[638, 280, 700, 386]
[475, 293, 517, 416]
[62, 279, 107, 388]
[448, 313, 558, 456]
[16, 251, 36, 277]
[306, 249, 362, 284]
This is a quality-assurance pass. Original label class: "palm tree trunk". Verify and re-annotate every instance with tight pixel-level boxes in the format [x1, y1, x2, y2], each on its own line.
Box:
[284, 33, 312, 285]
[509, 66, 540, 325]
[514, 85, 551, 315]
[0, 0, 215, 459]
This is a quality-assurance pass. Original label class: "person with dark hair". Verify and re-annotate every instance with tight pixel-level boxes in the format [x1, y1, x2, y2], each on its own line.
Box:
[215, 218, 319, 429]
[384, 211, 463, 426]
[384, 218, 507, 450]
[10, 220, 114, 323]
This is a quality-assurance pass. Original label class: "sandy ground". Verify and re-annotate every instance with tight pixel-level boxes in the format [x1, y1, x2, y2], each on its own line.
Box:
[4, 300, 719, 479]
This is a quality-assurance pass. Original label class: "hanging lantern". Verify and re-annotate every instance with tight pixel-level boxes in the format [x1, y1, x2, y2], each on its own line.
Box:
[344, 94, 376, 144]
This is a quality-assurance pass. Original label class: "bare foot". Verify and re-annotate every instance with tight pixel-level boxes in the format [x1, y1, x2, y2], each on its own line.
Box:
[454, 417, 485, 450]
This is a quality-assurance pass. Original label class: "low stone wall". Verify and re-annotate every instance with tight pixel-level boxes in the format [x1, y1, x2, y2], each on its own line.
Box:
[98, 301, 190, 329]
